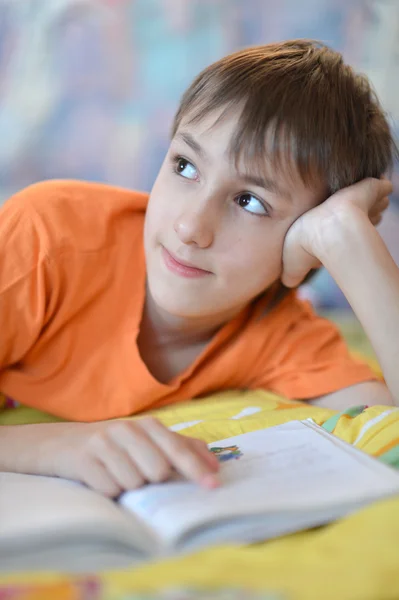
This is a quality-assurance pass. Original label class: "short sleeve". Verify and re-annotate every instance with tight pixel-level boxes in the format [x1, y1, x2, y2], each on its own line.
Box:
[0, 188, 54, 370]
[247, 295, 376, 399]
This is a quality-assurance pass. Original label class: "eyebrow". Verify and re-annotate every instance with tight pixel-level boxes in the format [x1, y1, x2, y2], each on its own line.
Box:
[176, 132, 207, 161]
[176, 130, 292, 201]
[239, 173, 292, 201]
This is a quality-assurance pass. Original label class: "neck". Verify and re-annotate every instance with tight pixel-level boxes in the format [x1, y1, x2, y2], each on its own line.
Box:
[140, 284, 241, 348]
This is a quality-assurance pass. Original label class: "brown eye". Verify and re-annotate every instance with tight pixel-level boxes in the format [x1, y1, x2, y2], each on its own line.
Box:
[237, 193, 252, 208]
[177, 158, 188, 172]
[235, 193, 268, 215]
[175, 157, 198, 180]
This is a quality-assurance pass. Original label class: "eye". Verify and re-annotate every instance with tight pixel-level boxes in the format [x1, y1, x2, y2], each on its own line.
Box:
[235, 193, 268, 215]
[174, 157, 198, 181]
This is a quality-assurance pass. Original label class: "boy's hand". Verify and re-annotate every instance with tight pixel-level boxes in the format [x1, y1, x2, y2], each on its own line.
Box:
[2, 419, 220, 497]
[282, 178, 393, 288]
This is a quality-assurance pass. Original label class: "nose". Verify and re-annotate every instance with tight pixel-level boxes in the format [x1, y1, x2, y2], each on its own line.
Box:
[174, 204, 215, 248]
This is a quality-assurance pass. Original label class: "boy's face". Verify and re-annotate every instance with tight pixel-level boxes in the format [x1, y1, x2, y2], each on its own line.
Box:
[144, 109, 323, 321]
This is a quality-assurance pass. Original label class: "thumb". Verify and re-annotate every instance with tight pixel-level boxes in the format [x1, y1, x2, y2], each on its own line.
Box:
[281, 243, 320, 288]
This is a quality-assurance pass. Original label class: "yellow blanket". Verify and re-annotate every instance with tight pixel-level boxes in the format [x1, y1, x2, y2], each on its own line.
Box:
[0, 390, 399, 600]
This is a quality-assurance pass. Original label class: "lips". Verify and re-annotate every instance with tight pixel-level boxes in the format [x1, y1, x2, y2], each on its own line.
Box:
[161, 246, 212, 279]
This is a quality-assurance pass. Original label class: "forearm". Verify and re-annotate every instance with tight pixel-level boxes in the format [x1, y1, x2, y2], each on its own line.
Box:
[317, 211, 399, 405]
[0, 423, 63, 474]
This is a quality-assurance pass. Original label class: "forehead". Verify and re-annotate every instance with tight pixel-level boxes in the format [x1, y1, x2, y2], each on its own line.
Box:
[175, 108, 326, 201]
[177, 107, 241, 153]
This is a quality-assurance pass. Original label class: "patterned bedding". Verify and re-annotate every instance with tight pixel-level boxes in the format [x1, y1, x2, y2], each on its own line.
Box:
[0, 389, 398, 600]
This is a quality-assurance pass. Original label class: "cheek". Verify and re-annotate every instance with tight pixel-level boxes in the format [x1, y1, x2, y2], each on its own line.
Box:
[145, 188, 176, 245]
[222, 229, 285, 287]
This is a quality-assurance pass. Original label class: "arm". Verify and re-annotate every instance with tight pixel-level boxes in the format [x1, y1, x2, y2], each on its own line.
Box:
[0, 419, 219, 497]
[0, 186, 218, 494]
[316, 206, 399, 405]
[283, 178, 399, 407]
[311, 381, 393, 410]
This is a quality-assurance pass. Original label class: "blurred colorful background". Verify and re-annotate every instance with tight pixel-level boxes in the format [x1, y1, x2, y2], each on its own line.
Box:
[0, 0, 398, 309]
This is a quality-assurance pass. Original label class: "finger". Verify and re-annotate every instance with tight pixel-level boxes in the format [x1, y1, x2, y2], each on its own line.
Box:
[369, 197, 389, 226]
[89, 429, 145, 491]
[110, 420, 172, 484]
[370, 214, 382, 226]
[80, 457, 123, 498]
[377, 178, 393, 198]
[379, 174, 393, 194]
[189, 438, 220, 472]
[139, 417, 220, 488]
[370, 196, 389, 216]
[342, 178, 392, 212]
[379, 195, 390, 207]
[377, 196, 389, 212]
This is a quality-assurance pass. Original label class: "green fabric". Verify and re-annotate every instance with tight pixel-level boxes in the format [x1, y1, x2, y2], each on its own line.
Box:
[0, 406, 63, 426]
[321, 405, 366, 433]
[378, 445, 399, 468]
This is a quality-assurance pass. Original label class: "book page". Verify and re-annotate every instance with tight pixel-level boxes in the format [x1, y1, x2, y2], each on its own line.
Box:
[120, 421, 399, 546]
[0, 472, 156, 558]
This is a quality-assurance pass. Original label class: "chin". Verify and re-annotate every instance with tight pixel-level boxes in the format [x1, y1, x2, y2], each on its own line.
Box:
[152, 287, 212, 318]
[146, 252, 216, 318]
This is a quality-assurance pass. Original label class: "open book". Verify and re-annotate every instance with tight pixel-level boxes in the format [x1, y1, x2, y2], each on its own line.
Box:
[1, 420, 399, 572]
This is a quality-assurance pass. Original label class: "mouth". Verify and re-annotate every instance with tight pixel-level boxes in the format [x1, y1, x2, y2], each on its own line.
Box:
[161, 246, 212, 279]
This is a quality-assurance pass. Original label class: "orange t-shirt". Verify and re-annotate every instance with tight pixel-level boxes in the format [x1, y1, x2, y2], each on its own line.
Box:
[0, 180, 375, 421]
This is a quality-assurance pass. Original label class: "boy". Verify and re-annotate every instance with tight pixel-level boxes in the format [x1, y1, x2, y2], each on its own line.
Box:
[0, 40, 398, 497]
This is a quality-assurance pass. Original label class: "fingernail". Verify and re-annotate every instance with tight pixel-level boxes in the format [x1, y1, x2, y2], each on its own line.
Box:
[201, 473, 220, 489]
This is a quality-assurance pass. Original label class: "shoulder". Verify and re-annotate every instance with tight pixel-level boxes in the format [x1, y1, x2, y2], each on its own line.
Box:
[2, 180, 149, 253]
[252, 288, 320, 328]
[241, 289, 373, 398]
[248, 288, 343, 351]
[5, 179, 149, 217]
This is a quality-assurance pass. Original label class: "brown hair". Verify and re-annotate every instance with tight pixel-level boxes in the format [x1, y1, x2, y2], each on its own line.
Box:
[172, 39, 398, 305]
[172, 39, 398, 196]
